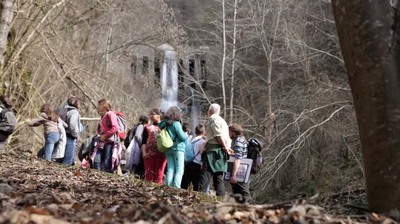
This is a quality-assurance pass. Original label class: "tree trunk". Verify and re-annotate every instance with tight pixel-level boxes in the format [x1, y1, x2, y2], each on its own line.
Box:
[229, 0, 238, 124]
[266, 4, 281, 143]
[0, 0, 14, 73]
[331, 0, 400, 212]
[221, 0, 227, 114]
[267, 53, 272, 142]
[104, 24, 113, 77]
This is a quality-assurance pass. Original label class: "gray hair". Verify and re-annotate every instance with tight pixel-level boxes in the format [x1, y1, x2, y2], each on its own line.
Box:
[209, 103, 220, 115]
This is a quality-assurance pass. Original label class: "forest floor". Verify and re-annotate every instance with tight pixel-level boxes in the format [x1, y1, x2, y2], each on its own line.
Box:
[0, 152, 397, 224]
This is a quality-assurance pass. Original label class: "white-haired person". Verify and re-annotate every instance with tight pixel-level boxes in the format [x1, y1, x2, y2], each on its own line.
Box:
[198, 103, 233, 197]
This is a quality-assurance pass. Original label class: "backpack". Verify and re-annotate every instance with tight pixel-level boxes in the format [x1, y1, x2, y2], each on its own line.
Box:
[124, 125, 138, 148]
[107, 111, 128, 140]
[57, 107, 84, 134]
[247, 138, 263, 174]
[0, 107, 15, 134]
[156, 128, 173, 152]
[184, 138, 202, 162]
[56, 107, 69, 123]
[125, 137, 142, 170]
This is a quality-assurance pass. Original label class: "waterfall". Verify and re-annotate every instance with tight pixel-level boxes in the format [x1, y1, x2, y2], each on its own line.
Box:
[160, 50, 178, 112]
[190, 88, 199, 133]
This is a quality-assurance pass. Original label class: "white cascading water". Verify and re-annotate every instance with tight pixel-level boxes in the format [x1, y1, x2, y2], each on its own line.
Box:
[190, 87, 199, 133]
[160, 50, 179, 112]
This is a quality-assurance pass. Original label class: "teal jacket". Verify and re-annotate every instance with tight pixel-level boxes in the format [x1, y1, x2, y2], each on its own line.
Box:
[158, 120, 188, 152]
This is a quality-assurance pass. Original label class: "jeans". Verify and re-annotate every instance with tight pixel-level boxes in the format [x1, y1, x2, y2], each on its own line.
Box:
[181, 162, 202, 191]
[44, 132, 60, 161]
[165, 150, 185, 188]
[93, 142, 113, 173]
[143, 153, 167, 184]
[62, 136, 76, 166]
[198, 156, 225, 196]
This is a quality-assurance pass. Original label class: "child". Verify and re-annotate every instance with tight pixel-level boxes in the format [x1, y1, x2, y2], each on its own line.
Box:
[181, 124, 206, 191]
[28, 104, 63, 162]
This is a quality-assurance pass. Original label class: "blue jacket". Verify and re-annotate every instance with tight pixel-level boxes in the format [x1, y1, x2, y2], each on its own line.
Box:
[158, 120, 187, 152]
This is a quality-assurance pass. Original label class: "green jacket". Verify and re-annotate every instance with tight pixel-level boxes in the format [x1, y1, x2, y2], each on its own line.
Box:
[202, 143, 229, 173]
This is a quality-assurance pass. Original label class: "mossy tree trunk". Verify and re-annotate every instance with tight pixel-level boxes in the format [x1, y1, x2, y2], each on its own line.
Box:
[0, 0, 14, 76]
[331, 0, 400, 212]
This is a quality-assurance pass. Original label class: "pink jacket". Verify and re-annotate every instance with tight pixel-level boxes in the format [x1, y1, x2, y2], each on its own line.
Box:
[97, 111, 118, 141]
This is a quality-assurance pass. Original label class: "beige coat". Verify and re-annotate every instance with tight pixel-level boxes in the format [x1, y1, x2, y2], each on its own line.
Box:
[28, 113, 59, 134]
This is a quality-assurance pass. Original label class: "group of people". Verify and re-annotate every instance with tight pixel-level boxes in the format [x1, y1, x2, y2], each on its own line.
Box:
[27, 96, 82, 166]
[124, 103, 252, 202]
[0, 94, 253, 203]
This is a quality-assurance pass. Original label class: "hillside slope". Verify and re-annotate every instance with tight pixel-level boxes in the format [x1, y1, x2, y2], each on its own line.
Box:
[0, 152, 395, 223]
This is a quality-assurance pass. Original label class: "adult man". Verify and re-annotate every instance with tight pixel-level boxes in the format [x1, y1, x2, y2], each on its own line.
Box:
[198, 103, 233, 196]
[228, 123, 251, 203]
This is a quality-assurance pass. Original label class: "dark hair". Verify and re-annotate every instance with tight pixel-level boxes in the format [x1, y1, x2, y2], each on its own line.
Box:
[164, 106, 182, 125]
[68, 96, 81, 108]
[0, 95, 12, 108]
[229, 123, 243, 135]
[195, 124, 206, 136]
[40, 103, 59, 122]
[98, 98, 112, 111]
[182, 123, 191, 133]
[149, 108, 162, 116]
[138, 115, 149, 125]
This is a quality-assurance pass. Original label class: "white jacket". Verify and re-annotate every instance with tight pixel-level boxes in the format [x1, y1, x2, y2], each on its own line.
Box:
[53, 118, 68, 159]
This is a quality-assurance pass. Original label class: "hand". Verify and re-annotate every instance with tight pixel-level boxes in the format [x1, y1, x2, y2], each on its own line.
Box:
[142, 151, 148, 159]
[230, 175, 237, 184]
[99, 135, 106, 142]
[224, 147, 234, 155]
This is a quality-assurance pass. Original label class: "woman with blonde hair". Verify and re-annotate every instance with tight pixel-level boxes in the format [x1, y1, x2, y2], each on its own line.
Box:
[93, 98, 119, 173]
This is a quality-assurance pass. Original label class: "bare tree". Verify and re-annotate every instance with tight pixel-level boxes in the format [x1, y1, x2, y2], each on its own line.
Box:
[331, 0, 400, 212]
[228, 0, 238, 124]
[221, 0, 227, 114]
[234, 0, 360, 203]
[1, 0, 185, 152]
[247, 0, 283, 142]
